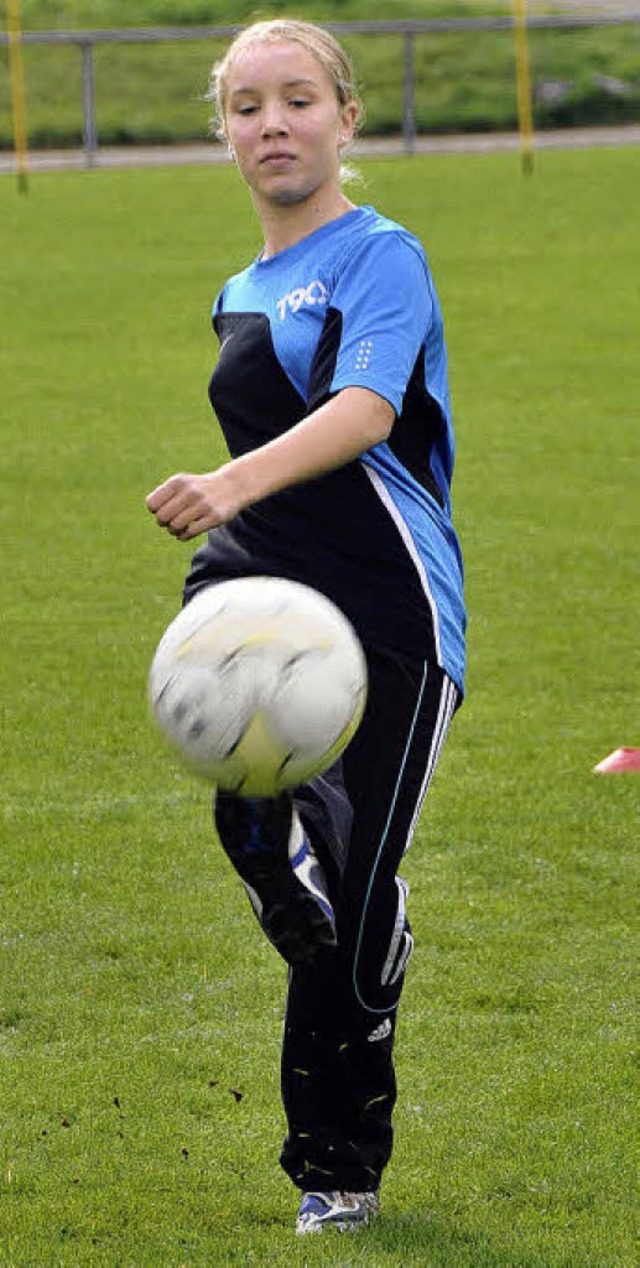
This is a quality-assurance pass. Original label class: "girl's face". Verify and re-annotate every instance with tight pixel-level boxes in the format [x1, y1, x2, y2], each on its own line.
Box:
[223, 40, 357, 210]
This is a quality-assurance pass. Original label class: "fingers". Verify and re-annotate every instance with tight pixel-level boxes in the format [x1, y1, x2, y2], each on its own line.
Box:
[146, 474, 189, 523]
[146, 474, 198, 537]
[166, 511, 213, 542]
[145, 473, 223, 541]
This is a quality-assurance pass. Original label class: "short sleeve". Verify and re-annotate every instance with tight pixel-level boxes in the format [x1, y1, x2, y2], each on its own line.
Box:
[328, 233, 432, 414]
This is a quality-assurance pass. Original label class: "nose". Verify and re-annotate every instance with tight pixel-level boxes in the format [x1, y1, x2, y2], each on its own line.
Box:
[260, 99, 289, 137]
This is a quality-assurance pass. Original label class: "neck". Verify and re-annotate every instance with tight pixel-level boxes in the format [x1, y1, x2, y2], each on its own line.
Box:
[255, 189, 356, 259]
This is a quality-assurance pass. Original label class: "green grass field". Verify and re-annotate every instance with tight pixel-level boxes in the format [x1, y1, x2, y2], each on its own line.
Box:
[1, 148, 638, 1265]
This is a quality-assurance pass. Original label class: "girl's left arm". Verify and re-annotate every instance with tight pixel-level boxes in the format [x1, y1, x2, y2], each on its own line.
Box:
[146, 386, 394, 541]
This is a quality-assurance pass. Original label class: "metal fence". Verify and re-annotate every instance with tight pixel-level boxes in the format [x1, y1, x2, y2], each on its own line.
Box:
[1, 12, 639, 166]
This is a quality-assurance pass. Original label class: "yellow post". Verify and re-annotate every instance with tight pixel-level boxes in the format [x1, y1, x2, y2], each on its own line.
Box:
[6, 0, 29, 193]
[513, 0, 534, 175]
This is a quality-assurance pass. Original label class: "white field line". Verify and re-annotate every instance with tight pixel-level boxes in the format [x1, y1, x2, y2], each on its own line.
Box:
[1, 789, 200, 822]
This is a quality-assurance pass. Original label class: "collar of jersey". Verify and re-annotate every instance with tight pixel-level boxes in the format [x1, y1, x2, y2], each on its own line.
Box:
[252, 205, 374, 271]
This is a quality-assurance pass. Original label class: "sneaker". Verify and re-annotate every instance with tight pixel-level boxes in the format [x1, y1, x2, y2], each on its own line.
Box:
[214, 792, 336, 965]
[296, 1191, 380, 1234]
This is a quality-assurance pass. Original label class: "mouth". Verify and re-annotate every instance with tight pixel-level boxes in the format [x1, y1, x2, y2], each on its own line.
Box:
[260, 151, 297, 167]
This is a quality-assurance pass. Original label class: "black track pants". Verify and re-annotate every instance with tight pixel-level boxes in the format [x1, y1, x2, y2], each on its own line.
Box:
[280, 648, 459, 1193]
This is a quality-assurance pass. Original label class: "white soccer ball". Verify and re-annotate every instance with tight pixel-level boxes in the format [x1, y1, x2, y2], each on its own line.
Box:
[148, 577, 368, 796]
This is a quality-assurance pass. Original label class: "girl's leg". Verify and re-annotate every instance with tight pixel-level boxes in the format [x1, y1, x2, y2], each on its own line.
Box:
[280, 651, 459, 1193]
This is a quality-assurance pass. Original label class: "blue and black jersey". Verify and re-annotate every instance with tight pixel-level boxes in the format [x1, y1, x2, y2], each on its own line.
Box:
[185, 204, 466, 693]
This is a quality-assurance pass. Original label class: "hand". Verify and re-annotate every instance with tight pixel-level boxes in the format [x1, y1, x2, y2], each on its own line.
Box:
[145, 469, 237, 541]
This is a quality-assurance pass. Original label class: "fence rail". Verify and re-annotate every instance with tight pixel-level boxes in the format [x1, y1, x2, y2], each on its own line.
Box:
[2, 13, 640, 166]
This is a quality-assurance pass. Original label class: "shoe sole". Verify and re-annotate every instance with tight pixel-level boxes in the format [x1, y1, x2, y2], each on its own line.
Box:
[297, 1217, 367, 1234]
[245, 860, 336, 964]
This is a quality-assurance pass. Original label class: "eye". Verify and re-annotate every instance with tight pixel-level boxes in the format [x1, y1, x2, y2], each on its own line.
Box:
[235, 103, 259, 116]
[289, 98, 311, 109]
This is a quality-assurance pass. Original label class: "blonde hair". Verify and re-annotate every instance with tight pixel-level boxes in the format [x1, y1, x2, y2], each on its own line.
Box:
[206, 19, 365, 142]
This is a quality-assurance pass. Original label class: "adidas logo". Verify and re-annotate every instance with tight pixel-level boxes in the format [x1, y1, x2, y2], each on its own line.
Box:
[367, 1018, 392, 1043]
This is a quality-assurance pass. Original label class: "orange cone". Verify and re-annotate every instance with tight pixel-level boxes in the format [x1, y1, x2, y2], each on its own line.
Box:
[593, 748, 640, 774]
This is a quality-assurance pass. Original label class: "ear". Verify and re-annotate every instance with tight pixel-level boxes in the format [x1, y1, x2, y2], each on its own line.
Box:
[337, 101, 359, 150]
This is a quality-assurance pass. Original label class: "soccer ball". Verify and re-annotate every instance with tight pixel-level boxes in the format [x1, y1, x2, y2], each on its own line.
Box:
[148, 577, 368, 796]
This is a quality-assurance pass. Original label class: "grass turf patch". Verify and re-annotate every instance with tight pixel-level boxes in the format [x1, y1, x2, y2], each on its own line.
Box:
[0, 148, 638, 1264]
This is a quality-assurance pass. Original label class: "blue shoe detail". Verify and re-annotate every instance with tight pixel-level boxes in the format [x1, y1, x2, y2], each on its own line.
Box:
[288, 840, 308, 871]
[288, 828, 335, 924]
[296, 1190, 380, 1234]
